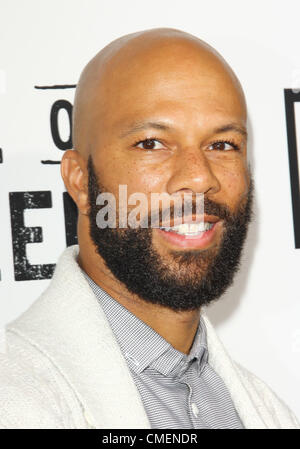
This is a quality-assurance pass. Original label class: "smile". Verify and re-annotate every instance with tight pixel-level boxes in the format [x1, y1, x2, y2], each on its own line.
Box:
[159, 222, 214, 236]
[157, 221, 220, 249]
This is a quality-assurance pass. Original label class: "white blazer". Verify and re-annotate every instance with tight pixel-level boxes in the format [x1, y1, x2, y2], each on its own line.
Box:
[0, 245, 298, 429]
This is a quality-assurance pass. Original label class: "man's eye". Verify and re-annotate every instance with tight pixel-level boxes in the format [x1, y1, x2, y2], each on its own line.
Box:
[208, 141, 239, 151]
[136, 139, 164, 150]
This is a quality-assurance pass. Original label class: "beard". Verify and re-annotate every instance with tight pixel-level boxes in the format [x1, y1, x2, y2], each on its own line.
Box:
[87, 155, 254, 312]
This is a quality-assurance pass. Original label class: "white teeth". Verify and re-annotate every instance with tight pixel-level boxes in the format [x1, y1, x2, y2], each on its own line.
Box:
[160, 222, 213, 235]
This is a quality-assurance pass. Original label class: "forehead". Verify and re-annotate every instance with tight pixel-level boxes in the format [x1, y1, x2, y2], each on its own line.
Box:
[92, 40, 246, 136]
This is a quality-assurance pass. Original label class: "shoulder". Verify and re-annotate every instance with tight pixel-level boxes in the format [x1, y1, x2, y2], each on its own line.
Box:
[0, 330, 82, 429]
[233, 361, 300, 429]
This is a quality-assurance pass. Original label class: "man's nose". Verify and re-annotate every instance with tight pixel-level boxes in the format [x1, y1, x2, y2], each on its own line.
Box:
[166, 146, 221, 196]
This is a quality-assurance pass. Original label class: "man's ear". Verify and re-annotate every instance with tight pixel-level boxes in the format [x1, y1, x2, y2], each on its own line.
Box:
[61, 149, 89, 215]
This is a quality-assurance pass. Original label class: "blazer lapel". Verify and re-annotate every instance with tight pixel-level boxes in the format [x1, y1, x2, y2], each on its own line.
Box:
[9, 244, 151, 429]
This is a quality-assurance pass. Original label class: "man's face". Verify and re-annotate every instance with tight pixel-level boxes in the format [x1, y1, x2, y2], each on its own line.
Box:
[86, 41, 252, 310]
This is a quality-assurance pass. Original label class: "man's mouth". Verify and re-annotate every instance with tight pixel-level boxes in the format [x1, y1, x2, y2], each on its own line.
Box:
[156, 216, 221, 249]
[159, 221, 214, 237]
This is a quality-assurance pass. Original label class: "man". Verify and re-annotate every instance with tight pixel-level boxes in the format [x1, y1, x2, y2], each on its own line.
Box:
[0, 28, 298, 429]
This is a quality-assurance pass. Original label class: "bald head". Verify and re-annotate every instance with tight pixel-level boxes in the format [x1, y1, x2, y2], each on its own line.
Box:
[72, 28, 246, 157]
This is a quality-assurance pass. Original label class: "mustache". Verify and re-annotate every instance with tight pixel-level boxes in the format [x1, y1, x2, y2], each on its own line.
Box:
[139, 197, 232, 228]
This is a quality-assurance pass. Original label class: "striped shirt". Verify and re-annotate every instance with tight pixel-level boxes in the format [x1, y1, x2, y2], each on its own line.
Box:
[83, 271, 244, 429]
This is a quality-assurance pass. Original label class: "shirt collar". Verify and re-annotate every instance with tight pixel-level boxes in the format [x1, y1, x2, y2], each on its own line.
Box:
[83, 270, 208, 376]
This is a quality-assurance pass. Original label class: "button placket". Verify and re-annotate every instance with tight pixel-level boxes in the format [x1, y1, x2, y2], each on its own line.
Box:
[183, 369, 201, 426]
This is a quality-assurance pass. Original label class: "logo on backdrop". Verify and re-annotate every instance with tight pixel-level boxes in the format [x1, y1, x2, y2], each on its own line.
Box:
[4, 84, 78, 281]
[284, 88, 300, 249]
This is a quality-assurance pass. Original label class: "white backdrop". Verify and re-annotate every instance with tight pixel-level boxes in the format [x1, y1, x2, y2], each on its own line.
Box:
[1, 0, 300, 419]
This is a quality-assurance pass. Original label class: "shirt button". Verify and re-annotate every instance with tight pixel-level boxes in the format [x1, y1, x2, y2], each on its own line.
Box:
[191, 402, 199, 417]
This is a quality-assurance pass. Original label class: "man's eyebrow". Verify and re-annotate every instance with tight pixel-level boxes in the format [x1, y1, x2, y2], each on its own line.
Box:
[119, 121, 172, 138]
[119, 121, 248, 138]
[213, 123, 248, 138]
